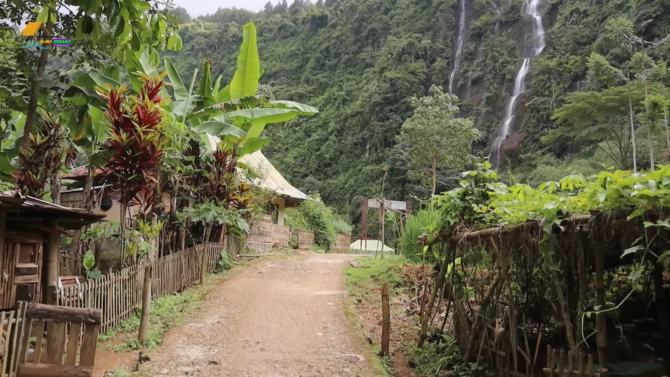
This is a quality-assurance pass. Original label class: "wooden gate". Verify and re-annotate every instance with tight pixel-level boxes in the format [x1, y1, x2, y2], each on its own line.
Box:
[17, 303, 101, 377]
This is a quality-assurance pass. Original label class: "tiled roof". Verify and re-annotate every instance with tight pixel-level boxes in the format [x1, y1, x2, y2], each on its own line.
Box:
[61, 166, 103, 179]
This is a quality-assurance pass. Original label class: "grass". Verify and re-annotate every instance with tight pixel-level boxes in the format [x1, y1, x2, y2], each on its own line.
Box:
[98, 266, 235, 352]
[403, 340, 485, 377]
[344, 255, 406, 301]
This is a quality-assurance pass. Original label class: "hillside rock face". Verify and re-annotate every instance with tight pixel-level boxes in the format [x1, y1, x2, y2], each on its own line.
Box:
[170, 0, 670, 215]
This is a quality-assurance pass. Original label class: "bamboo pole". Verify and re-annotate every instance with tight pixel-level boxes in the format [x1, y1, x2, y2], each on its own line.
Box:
[594, 242, 606, 367]
[465, 270, 503, 362]
[418, 247, 450, 347]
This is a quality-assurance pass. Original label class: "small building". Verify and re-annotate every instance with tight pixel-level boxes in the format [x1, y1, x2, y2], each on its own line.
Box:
[0, 191, 105, 309]
[59, 167, 170, 222]
[238, 151, 308, 225]
[349, 239, 395, 254]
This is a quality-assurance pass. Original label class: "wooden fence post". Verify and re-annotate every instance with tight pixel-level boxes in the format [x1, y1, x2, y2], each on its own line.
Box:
[138, 264, 152, 342]
[380, 284, 390, 357]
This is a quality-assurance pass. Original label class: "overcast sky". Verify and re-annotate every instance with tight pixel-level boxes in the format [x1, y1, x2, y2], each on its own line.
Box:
[172, 0, 272, 17]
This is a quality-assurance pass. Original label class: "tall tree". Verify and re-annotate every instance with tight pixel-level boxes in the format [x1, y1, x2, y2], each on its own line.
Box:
[396, 85, 480, 195]
[172, 6, 192, 24]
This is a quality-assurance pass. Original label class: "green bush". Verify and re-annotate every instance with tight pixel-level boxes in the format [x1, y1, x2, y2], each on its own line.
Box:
[332, 215, 353, 235]
[398, 209, 440, 262]
[286, 198, 352, 251]
[299, 199, 336, 251]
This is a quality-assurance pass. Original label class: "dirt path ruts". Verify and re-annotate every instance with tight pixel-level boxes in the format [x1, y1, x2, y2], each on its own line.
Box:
[129, 253, 381, 377]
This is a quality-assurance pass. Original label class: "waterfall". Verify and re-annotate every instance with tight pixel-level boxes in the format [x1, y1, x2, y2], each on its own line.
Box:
[448, 0, 467, 95]
[490, 0, 546, 170]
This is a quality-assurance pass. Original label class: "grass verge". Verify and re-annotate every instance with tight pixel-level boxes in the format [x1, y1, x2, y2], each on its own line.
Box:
[344, 255, 406, 376]
[97, 256, 255, 352]
[344, 255, 405, 301]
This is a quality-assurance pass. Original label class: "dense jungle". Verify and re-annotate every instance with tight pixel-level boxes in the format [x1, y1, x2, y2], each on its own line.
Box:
[166, 0, 670, 225]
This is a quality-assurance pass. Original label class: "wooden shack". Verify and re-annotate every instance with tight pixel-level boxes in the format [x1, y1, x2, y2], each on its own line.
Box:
[0, 191, 105, 309]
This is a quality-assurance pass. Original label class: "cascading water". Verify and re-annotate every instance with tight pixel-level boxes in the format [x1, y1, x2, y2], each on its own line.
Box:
[448, 0, 467, 95]
[490, 0, 546, 170]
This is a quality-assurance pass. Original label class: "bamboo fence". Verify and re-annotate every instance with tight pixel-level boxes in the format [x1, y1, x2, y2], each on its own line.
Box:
[56, 243, 225, 334]
[297, 230, 315, 249]
[0, 302, 28, 377]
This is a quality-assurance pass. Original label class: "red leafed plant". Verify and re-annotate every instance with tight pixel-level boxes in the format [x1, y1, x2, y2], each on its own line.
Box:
[11, 115, 66, 198]
[96, 74, 167, 213]
[203, 148, 253, 213]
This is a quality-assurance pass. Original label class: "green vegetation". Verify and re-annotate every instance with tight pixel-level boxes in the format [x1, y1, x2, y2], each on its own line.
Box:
[404, 339, 484, 377]
[398, 209, 440, 262]
[285, 197, 352, 250]
[396, 85, 480, 195]
[161, 0, 670, 225]
[344, 256, 405, 300]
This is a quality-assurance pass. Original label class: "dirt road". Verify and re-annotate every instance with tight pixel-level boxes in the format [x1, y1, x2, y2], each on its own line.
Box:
[132, 253, 381, 377]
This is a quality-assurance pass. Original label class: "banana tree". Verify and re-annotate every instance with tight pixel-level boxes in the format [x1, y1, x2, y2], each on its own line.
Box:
[160, 22, 319, 157]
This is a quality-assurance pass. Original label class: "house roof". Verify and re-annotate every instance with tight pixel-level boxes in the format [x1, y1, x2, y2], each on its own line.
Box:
[238, 151, 308, 201]
[61, 166, 103, 179]
[0, 191, 106, 230]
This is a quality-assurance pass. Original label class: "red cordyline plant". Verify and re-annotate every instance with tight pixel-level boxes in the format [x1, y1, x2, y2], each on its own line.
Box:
[11, 115, 65, 198]
[203, 149, 251, 211]
[96, 74, 167, 214]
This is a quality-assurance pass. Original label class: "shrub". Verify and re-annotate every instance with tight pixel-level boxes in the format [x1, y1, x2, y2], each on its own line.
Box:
[332, 215, 353, 235]
[286, 198, 352, 251]
[299, 199, 336, 251]
[398, 209, 440, 262]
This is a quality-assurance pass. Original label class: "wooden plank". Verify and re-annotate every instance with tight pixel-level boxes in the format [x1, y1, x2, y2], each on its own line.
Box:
[19, 317, 34, 364]
[46, 322, 66, 364]
[14, 274, 40, 284]
[65, 322, 82, 365]
[78, 323, 99, 367]
[10, 302, 27, 375]
[15, 263, 39, 276]
[380, 284, 390, 357]
[17, 364, 92, 377]
[26, 303, 102, 324]
[567, 351, 574, 377]
[34, 321, 45, 362]
[578, 352, 584, 377]
[1, 311, 11, 375]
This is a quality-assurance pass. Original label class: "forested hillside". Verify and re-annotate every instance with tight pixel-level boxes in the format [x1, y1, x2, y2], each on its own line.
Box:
[168, 0, 670, 222]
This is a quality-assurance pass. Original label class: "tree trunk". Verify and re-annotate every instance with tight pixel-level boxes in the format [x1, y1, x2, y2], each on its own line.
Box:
[22, 19, 53, 150]
[138, 265, 152, 342]
[627, 85, 638, 173]
[642, 53, 654, 171]
[431, 160, 437, 196]
[200, 224, 212, 285]
[50, 171, 61, 204]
